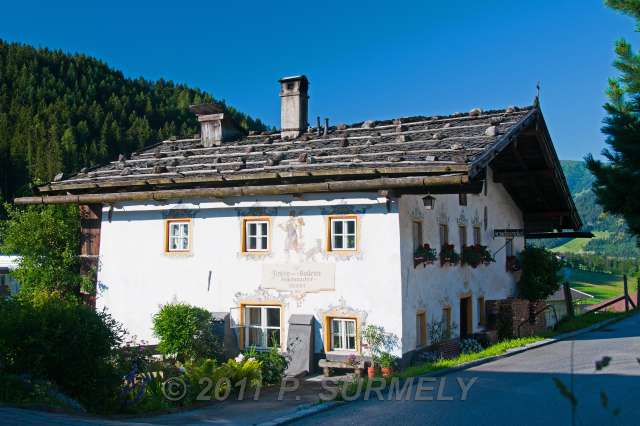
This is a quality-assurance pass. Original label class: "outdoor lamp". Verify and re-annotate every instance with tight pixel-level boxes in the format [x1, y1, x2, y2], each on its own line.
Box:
[422, 194, 435, 210]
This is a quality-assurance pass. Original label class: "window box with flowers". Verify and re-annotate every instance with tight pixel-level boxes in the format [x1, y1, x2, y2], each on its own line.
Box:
[439, 244, 460, 266]
[461, 244, 495, 268]
[413, 243, 437, 267]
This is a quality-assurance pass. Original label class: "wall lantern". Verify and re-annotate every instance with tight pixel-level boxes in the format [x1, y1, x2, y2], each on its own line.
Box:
[422, 194, 436, 210]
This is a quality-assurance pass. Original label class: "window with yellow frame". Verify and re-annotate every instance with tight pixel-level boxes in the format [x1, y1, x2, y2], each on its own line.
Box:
[324, 315, 360, 352]
[442, 305, 452, 335]
[242, 217, 271, 253]
[416, 311, 427, 348]
[165, 219, 191, 252]
[327, 215, 358, 252]
[477, 296, 486, 326]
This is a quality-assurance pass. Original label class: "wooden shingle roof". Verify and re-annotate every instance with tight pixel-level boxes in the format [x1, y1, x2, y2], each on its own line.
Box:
[19, 104, 581, 233]
[39, 106, 533, 192]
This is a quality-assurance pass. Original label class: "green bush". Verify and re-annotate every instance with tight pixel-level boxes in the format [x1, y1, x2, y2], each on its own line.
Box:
[216, 355, 262, 389]
[0, 372, 85, 412]
[518, 246, 562, 301]
[152, 303, 223, 361]
[244, 346, 288, 385]
[460, 338, 483, 354]
[0, 295, 125, 412]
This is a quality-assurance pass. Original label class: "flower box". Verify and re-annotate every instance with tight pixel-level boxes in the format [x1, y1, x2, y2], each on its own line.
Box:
[413, 244, 437, 268]
[461, 244, 495, 268]
[439, 244, 460, 266]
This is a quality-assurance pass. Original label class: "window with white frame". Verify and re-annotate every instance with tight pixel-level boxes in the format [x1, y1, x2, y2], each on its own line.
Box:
[330, 217, 357, 251]
[244, 305, 281, 349]
[244, 219, 269, 252]
[330, 318, 356, 351]
[167, 220, 190, 252]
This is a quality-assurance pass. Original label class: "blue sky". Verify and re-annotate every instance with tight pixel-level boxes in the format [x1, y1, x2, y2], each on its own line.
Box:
[0, 0, 635, 160]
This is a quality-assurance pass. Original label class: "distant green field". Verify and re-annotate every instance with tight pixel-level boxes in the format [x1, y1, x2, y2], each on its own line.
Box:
[566, 268, 630, 303]
[550, 231, 609, 254]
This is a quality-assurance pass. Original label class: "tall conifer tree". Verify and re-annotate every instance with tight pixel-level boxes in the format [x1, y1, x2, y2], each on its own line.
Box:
[586, 0, 640, 238]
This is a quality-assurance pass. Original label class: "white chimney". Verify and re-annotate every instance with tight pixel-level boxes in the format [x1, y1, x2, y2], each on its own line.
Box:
[190, 104, 243, 147]
[279, 75, 309, 139]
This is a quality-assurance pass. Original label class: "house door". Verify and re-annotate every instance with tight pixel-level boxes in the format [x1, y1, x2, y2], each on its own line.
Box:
[460, 297, 472, 337]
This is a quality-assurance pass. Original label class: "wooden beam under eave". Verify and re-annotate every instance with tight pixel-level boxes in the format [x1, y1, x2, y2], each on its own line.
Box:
[524, 211, 571, 220]
[14, 174, 470, 205]
[493, 169, 554, 183]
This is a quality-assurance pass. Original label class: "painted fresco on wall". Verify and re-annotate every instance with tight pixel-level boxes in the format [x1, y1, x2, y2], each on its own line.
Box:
[279, 212, 306, 256]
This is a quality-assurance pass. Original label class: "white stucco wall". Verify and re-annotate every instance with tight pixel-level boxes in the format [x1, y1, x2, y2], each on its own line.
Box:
[96, 192, 405, 356]
[398, 167, 525, 354]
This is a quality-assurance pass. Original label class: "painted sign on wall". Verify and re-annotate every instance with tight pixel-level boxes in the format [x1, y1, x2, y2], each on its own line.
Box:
[493, 228, 524, 238]
[262, 263, 335, 293]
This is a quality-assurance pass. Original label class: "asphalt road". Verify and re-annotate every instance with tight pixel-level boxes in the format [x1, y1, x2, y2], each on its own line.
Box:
[292, 313, 640, 426]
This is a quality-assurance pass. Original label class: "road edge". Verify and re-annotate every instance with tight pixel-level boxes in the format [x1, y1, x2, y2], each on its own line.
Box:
[266, 311, 636, 425]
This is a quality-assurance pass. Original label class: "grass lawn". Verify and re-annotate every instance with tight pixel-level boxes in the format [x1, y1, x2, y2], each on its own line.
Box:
[398, 336, 544, 378]
[541, 310, 631, 336]
[397, 311, 634, 380]
[550, 231, 608, 254]
[567, 268, 630, 303]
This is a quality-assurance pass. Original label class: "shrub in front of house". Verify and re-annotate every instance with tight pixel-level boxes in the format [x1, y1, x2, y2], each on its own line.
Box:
[517, 246, 562, 301]
[460, 338, 483, 354]
[0, 294, 125, 412]
[214, 354, 263, 390]
[152, 302, 223, 362]
[243, 346, 289, 385]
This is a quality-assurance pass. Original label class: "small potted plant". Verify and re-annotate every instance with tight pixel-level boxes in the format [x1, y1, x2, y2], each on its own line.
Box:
[413, 243, 437, 268]
[363, 324, 399, 378]
[379, 352, 396, 378]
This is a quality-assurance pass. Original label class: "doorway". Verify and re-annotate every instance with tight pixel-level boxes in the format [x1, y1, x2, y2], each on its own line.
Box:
[459, 296, 473, 337]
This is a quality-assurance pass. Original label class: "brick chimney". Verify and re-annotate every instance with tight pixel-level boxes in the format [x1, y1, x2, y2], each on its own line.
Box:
[189, 103, 244, 147]
[279, 75, 309, 139]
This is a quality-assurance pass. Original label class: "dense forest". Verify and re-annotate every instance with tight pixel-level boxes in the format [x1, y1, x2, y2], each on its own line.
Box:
[0, 39, 268, 202]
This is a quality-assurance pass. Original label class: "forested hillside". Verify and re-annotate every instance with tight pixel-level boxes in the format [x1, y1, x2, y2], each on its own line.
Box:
[0, 40, 268, 202]
[547, 160, 639, 258]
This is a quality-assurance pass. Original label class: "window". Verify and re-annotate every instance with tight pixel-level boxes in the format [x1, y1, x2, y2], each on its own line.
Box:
[412, 221, 423, 251]
[330, 318, 357, 351]
[459, 193, 467, 206]
[439, 224, 449, 246]
[243, 218, 270, 252]
[166, 220, 190, 252]
[473, 226, 482, 246]
[505, 238, 514, 257]
[244, 305, 281, 350]
[484, 206, 488, 230]
[329, 216, 357, 251]
[443, 306, 452, 335]
[416, 311, 427, 348]
[478, 297, 486, 326]
[459, 225, 467, 249]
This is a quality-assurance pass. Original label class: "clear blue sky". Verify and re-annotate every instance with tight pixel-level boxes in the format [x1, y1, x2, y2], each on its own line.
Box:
[0, 0, 635, 160]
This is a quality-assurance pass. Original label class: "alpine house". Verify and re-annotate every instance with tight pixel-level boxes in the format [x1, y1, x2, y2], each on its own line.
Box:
[15, 75, 581, 372]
